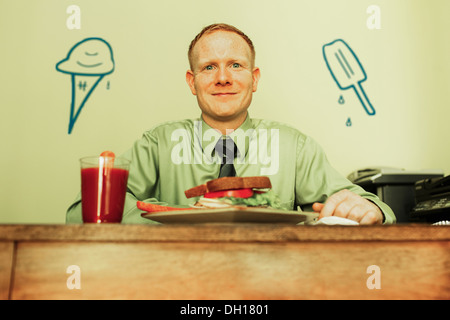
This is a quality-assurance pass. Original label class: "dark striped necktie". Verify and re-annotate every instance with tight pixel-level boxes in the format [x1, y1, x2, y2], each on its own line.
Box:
[214, 137, 237, 177]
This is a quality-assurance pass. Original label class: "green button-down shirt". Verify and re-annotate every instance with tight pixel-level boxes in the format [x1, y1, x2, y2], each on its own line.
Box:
[66, 114, 396, 224]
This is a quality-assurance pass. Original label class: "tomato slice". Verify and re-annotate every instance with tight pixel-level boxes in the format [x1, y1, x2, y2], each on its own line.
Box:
[100, 150, 115, 170]
[204, 188, 254, 199]
[100, 151, 115, 158]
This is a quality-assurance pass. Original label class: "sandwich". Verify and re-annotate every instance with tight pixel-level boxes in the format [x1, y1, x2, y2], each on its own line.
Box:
[137, 176, 281, 213]
[185, 176, 281, 209]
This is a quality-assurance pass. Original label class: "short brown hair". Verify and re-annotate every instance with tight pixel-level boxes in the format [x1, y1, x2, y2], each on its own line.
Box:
[188, 23, 255, 70]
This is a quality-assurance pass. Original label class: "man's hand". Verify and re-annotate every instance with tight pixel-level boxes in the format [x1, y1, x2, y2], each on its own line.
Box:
[312, 189, 383, 225]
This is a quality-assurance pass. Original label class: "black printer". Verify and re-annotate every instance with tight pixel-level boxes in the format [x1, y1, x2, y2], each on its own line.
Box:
[410, 175, 450, 223]
[348, 167, 444, 223]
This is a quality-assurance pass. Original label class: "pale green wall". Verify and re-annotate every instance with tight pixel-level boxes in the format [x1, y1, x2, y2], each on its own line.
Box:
[1, 0, 449, 223]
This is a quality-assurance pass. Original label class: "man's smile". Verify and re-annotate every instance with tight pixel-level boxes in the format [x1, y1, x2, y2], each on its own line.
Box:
[212, 92, 237, 96]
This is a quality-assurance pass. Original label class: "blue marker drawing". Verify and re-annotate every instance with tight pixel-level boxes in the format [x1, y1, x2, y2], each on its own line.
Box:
[56, 37, 114, 134]
[323, 39, 375, 116]
[346, 117, 352, 127]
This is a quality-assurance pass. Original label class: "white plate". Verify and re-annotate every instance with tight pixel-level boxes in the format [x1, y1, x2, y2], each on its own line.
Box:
[140, 207, 318, 224]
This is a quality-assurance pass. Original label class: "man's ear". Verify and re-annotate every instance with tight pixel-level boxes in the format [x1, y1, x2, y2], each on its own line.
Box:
[186, 70, 197, 95]
[252, 67, 261, 92]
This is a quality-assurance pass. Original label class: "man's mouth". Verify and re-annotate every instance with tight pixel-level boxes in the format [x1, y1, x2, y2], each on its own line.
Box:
[212, 92, 237, 97]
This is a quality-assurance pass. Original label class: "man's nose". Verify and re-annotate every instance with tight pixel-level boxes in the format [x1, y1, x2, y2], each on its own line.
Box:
[216, 66, 232, 85]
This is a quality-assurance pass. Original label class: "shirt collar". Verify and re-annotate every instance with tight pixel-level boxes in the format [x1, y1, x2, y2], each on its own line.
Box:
[199, 113, 254, 162]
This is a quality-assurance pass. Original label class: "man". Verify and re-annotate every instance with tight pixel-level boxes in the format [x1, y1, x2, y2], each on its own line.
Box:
[67, 23, 396, 224]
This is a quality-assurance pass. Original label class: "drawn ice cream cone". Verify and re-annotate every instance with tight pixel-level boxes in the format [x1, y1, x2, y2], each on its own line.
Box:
[68, 74, 104, 134]
[56, 38, 114, 134]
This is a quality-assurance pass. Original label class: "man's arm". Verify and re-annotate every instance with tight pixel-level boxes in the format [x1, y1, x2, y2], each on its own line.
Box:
[295, 135, 396, 224]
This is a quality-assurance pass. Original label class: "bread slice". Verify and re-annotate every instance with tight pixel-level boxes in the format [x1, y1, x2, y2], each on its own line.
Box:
[184, 184, 207, 198]
[184, 176, 272, 198]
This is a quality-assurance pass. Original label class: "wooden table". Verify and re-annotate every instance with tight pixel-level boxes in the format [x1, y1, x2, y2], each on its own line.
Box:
[0, 224, 449, 300]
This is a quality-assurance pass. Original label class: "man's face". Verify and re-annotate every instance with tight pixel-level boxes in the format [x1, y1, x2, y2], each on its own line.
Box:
[186, 31, 260, 126]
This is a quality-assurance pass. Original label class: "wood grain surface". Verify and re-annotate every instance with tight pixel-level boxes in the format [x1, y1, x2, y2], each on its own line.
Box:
[1, 224, 449, 300]
[1, 224, 449, 242]
[0, 242, 14, 300]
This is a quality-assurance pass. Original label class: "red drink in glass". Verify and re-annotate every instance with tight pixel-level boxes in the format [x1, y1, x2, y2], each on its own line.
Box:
[80, 156, 130, 223]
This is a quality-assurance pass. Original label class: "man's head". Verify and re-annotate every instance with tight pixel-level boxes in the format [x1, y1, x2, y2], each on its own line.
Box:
[186, 23, 260, 132]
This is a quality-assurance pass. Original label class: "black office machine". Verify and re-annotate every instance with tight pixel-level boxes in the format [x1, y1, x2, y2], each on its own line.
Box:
[410, 175, 450, 223]
[348, 167, 444, 223]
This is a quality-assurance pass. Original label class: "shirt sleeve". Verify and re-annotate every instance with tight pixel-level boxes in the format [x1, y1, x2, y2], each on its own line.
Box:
[120, 131, 168, 224]
[295, 135, 396, 224]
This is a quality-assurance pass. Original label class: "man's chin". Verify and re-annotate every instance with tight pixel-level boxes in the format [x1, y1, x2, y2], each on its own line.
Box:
[202, 108, 248, 125]
[214, 109, 248, 120]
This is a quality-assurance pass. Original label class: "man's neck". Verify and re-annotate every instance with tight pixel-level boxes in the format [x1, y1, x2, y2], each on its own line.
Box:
[201, 112, 248, 135]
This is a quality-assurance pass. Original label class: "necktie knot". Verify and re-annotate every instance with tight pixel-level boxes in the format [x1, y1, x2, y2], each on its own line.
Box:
[214, 137, 237, 164]
[214, 137, 237, 177]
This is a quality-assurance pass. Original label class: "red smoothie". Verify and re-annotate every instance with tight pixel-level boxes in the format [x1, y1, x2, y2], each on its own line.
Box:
[81, 167, 129, 223]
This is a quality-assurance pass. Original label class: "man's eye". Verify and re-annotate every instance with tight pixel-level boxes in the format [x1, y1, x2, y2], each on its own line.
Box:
[205, 65, 214, 70]
[232, 63, 241, 68]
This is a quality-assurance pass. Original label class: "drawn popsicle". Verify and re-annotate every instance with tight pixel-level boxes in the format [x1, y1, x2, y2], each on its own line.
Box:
[323, 39, 375, 116]
[56, 38, 114, 134]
